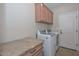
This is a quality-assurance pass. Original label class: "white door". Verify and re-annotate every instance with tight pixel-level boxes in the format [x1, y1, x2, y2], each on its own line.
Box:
[77, 8, 79, 51]
[59, 11, 78, 50]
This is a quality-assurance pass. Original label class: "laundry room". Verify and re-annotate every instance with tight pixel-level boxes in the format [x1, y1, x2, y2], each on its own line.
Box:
[0, 3, 79, 56]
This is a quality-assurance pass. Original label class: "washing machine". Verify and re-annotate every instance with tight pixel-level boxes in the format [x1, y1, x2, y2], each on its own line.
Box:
[37, 30, 58, 56]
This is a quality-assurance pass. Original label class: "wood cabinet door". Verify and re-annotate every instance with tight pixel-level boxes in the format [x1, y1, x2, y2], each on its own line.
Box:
[35, 3, 41, 22]
[35, 3, 53, 24]
[49, 12, 53, 24]
[45, 6, 49, 23]
[40, 3, 47, 22]
[47, 9, 53, 24]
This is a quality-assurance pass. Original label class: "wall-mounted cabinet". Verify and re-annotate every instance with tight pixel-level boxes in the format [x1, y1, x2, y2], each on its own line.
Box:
[35, 3, 53, 24]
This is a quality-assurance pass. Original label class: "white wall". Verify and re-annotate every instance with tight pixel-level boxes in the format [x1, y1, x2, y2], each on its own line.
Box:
[4, 3, 36, 42]
[50, 9, 59, 32]
[50, 3, 79, 32]
[1, 3, 79, 43]
[0, 3, 51, 43]
[0, 4, 3, 43]
[51, 3, 79, 46]
[0, 4, 5, 43]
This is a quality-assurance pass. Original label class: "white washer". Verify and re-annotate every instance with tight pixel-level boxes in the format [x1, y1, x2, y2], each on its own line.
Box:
[37, 31, 58, 56]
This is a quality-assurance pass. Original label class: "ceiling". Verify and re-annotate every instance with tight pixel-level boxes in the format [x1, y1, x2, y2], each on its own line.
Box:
[45, 3, 63, 9]
[45, 3, 79, 9]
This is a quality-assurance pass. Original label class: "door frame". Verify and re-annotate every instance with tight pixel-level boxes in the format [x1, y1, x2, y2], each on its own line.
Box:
[76, 8, 79, 51]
